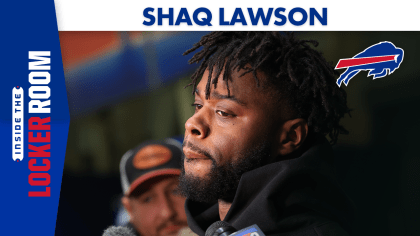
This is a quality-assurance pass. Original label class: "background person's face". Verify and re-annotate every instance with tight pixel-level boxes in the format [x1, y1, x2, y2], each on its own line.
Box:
[182, 68, 282, 193]
[124, 176, 188, 236]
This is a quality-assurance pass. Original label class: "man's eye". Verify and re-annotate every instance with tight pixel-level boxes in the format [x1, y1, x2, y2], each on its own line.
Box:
[191, 103, 203, 111]
[141, 196, 153, 203]
[216, 110, 233, 117]
[171, 188, 180, 196]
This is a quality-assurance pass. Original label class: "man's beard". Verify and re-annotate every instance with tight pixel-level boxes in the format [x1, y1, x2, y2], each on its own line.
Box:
[179, 141, 271, 203]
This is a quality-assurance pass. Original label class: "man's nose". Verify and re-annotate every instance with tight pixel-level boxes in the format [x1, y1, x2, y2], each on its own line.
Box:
[159, 196, 176, 220]
[185, 112, 209, 139]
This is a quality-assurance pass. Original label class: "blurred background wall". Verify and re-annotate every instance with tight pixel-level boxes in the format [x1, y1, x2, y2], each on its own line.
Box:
[55, 32, 420, 236]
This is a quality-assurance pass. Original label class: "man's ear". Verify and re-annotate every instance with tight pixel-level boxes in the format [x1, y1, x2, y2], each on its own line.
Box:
[121, 196, 133, 218]
[277, 118, 308, 156]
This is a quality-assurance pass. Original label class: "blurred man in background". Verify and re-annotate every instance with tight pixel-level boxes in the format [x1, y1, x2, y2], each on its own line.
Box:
[119, 138, 194, 236]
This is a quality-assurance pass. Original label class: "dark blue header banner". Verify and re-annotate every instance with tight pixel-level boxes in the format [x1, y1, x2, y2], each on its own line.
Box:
[0, 1, 69, 235]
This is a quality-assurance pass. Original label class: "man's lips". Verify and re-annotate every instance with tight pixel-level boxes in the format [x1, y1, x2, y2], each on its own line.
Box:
[183, 148, 210, 160]
[161, 224, 183, 234]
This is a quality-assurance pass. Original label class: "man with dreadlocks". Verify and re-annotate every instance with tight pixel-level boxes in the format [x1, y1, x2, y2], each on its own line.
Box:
[179, 32, 354, 236]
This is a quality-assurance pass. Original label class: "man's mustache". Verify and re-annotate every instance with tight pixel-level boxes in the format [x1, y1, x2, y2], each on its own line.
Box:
[156, 220, 188, 234]
[182, 141, 213, 160]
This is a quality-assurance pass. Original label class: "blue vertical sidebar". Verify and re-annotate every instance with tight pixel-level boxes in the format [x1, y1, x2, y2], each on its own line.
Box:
[0, 1, 69, 235]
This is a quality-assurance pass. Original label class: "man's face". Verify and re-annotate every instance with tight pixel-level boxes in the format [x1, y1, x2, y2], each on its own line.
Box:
[181, 68, 283, 202]
[123, 176, 188, 236]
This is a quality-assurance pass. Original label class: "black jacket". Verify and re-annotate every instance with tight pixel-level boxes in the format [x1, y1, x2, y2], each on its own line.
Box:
[185, 135, 354, 236]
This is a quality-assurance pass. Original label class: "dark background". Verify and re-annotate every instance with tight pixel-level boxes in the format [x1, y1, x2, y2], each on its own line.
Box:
[55, 32, 420, 236]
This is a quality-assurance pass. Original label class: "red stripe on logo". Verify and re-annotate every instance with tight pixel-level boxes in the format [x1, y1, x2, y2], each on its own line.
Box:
[336, 55, 397, 69]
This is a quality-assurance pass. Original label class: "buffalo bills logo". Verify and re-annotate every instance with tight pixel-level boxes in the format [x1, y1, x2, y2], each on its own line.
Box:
[335, 42, 404, 87]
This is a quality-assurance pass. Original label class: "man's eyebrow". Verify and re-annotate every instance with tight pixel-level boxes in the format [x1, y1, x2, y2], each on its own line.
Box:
[194, 88, 246, 106]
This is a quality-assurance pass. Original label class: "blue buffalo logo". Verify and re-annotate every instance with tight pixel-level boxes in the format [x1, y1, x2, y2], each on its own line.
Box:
[335, 41, 404, 87]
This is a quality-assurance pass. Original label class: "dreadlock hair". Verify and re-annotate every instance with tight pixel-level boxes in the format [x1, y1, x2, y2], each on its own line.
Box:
[183, 32, 350, 145]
